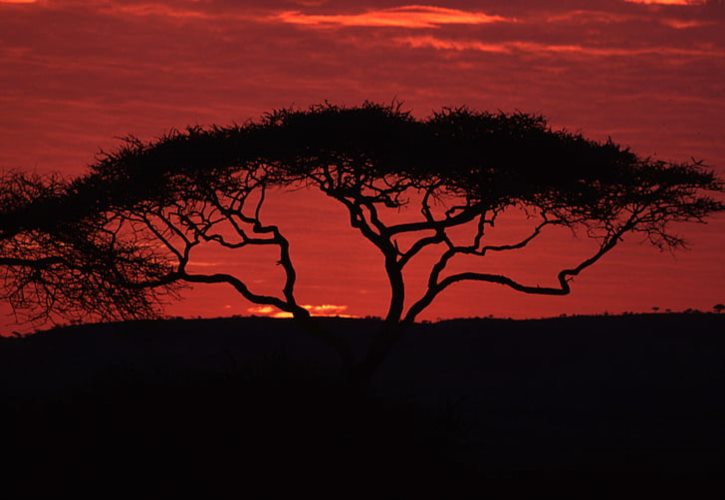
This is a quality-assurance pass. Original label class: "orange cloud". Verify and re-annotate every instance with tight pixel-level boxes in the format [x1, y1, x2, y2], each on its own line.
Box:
[397, 35, 724, 58]
[544, 10, 636, 24]
[248, 304, 353, 318]
[660, 18, 713, 28]
[399, 36, 509, 53]
[99, 3, 215, 19]
[0, 0, 38, 3]
[248, 306, 277, 315]
[276, 5, 509, 29]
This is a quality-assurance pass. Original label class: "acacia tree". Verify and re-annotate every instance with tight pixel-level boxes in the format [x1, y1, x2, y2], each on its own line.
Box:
[0, 171, 178, 325]
[251, 104, 724, 377]
[1, 103, 722, 383]
[0, 139, 355, 367]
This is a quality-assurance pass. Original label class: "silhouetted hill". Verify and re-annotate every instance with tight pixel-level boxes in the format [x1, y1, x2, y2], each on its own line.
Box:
[1, 314, 723, 498]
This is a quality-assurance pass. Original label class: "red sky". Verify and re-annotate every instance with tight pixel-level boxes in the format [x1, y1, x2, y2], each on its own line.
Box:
[1, 0, 724, 327]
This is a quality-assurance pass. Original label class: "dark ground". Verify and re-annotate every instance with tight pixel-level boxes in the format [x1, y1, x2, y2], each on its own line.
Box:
[1, 314, 723, 498]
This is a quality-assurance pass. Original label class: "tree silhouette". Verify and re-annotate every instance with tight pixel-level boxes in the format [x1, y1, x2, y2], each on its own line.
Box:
[1, 102, 723, 382]
[0, 171, 178, 325]
[257, 103, 724, 378]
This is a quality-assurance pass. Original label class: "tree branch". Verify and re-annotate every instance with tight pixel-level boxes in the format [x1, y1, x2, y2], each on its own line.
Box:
[404, 219, 632, 324]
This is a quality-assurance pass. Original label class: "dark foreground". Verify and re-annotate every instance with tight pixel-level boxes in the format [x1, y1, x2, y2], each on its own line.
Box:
[1, 314, 723, 498]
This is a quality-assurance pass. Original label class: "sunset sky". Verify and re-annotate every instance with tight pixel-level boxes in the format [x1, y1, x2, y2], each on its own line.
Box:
[1, 0, 723, 326]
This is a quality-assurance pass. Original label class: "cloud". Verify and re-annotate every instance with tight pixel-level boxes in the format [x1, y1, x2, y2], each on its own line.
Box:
[248, 306, 277, 315]
[397, 35, 725, 58]
[247, 304, 353, 318]
[276, 5, 510, 29]
[305, 304, 351, 316]
[58, 2, 511, 27]
[660, 17, 713, 28]
[543, 10, 637, 24]
[0, 0, 38, 3]
[97, 2, 220, 20]
[186, 261, 223, 268]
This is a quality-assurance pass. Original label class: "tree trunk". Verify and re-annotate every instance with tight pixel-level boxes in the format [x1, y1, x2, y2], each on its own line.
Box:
[290, 301, 409, 393]
[291, 309, 356, 376]
[348, 320, 409, 391]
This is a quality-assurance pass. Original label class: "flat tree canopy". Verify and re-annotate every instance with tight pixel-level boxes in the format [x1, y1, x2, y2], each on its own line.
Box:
[1, 102, 722, 375]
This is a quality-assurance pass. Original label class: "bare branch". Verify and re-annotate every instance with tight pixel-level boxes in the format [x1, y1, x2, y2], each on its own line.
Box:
[403, 218, 634, 324]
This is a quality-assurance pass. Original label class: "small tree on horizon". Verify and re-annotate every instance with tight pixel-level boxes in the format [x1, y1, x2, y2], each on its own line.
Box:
[1, 102, 723, 384]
